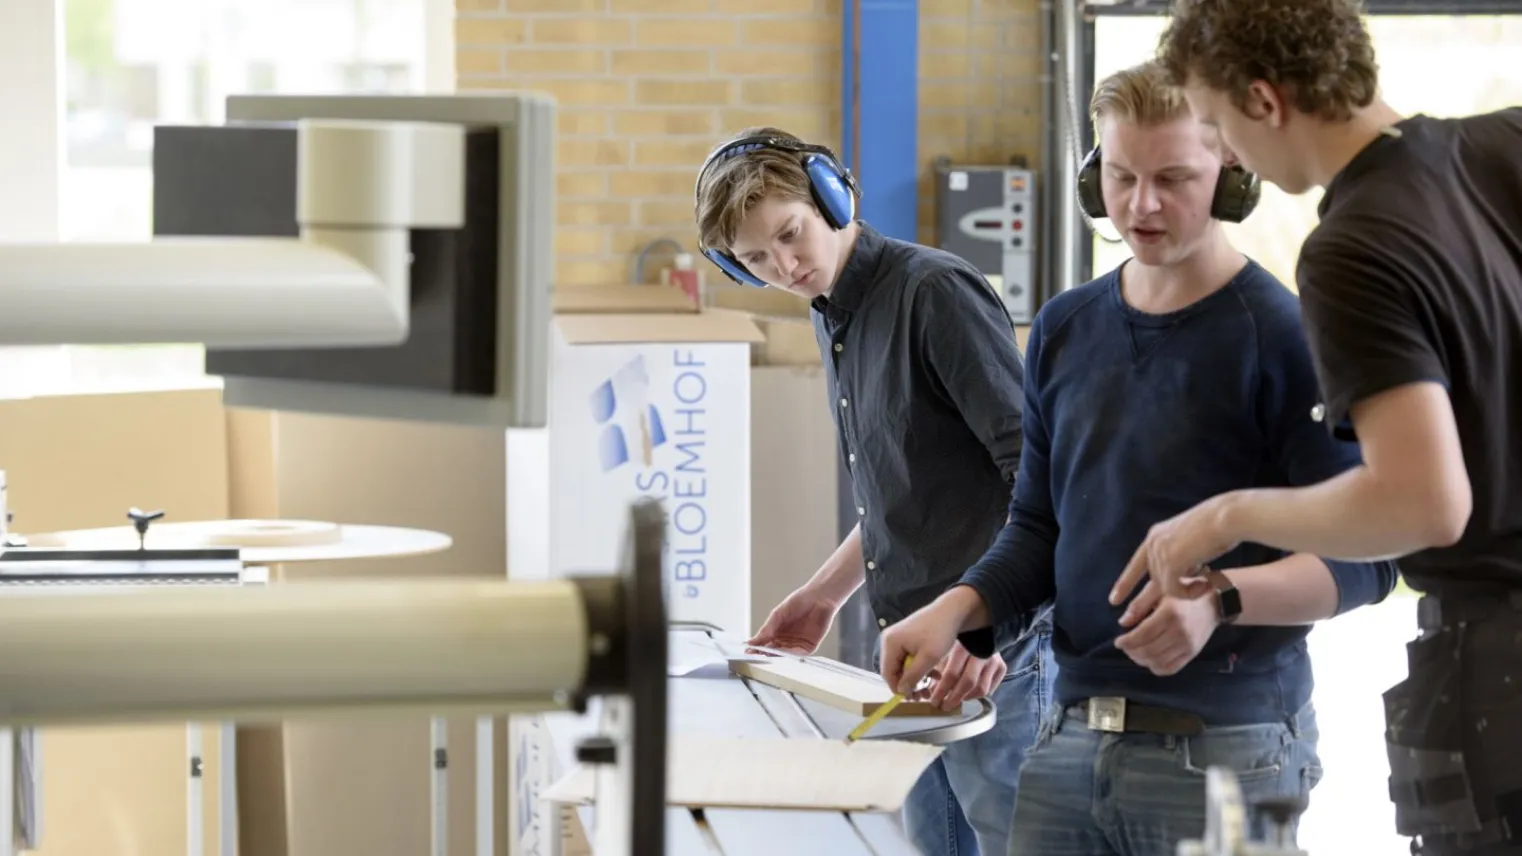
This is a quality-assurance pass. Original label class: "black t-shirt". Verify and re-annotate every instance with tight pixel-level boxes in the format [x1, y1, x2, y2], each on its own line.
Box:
[1296, 108, 1522, 595]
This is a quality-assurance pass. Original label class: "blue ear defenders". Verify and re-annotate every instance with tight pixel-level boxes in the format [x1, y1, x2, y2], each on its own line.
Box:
[693, 135, 861, 288]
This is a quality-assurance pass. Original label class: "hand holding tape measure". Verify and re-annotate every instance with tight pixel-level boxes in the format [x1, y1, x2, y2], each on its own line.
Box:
[845, 655, 915, 744]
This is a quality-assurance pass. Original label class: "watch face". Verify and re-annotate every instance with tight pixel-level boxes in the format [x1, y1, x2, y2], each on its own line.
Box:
[1217, 583, 1243, 623]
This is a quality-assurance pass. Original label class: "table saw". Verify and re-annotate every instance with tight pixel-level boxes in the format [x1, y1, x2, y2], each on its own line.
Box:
[513, 622, 995, 856]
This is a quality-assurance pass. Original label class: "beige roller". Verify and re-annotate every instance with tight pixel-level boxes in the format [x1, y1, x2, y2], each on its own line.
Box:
[0, 578, 588, 726]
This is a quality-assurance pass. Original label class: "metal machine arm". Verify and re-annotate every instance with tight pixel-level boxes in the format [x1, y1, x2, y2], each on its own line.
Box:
[0, 500, 668, 856]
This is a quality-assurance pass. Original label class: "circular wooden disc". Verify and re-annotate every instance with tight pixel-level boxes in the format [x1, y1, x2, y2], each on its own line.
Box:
[23, 519, 453, 564]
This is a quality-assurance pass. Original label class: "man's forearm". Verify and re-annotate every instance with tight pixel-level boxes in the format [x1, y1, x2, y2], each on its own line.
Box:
[1219, 553, 1339, 626]
[1218, 463, 1461, 563]
[806, 523, 867, 607]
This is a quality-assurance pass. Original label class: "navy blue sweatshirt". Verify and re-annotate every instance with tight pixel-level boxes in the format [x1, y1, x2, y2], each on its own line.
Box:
[958, 260, 1398, 726]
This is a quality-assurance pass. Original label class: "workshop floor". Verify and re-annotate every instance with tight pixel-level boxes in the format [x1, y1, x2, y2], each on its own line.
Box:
[1299, 594, 1419, 855]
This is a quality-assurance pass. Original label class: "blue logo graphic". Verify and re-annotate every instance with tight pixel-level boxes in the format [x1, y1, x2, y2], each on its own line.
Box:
[591, 355, 667, 472]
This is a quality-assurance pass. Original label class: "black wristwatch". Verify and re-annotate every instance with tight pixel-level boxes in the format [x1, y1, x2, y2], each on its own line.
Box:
[1210, 571, 1242, 625]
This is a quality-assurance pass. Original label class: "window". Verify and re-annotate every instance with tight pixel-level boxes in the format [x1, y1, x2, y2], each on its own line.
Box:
[56, 0, 429, 393]
[1087, 15, 1522, 289]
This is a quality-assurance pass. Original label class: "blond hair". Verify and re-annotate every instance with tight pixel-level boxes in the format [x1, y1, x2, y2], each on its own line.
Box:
[1089, 60, 1192, 131]
[694, 127, 815, 254]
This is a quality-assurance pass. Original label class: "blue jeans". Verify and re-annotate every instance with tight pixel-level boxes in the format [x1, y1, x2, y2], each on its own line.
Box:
[879, 613, 1056, 856]
[1009, 701, 1324, 856]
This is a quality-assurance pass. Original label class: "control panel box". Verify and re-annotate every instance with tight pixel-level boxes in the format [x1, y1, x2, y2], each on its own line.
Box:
[934, 164, 1038, 324]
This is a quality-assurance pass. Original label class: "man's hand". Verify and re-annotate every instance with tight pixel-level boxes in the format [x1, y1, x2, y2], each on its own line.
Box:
[923, 641, 1006, 712]
[1113, 579, 1220, 676]
[1111, 494, 1240, 606]
[879, 595, 973, 696]
[748, 585, 840, 655]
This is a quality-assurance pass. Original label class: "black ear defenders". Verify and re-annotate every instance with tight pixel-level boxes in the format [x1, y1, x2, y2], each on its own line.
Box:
[1075, 145, 1262, 224]
[693, 136, 861, 288]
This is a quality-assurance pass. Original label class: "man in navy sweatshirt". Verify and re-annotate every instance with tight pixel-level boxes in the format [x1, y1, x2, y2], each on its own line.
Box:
[878, 60, 1399, 856]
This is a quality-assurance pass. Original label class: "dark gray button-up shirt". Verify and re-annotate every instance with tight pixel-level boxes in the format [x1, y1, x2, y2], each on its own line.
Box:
[811, 222, 1027, 632]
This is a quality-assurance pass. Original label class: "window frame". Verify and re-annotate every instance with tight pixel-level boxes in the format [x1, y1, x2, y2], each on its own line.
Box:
[1073, 1, 1522, 282]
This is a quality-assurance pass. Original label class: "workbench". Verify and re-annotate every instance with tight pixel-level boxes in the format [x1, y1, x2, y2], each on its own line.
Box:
[510, 623, 994, 856]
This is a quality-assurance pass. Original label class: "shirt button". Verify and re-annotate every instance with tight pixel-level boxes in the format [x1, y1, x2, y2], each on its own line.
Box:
[878, 618, 888, 628]
[1310, 403, 1326, 422]
[840, 398, 849, 408]
[857, 506, 865, 516]
[834, 343, 843, 353]
[866, 560, 876, 570]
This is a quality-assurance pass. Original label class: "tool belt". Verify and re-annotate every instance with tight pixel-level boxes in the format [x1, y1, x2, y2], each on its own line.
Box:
[1387, 592, 1522, 852]
[1076, 697, 1204, 736]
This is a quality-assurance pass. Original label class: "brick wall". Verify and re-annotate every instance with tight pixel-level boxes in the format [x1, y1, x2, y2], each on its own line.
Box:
[454, 0, 1042, 289]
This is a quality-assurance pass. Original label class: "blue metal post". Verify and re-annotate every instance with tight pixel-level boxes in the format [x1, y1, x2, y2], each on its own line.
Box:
[835, 0, 919, 670]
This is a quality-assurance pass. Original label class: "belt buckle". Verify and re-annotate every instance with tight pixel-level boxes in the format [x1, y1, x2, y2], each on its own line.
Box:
[1087, 696, 1127, 733]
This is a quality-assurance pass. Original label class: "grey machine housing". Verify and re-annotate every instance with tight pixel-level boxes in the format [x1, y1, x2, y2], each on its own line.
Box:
[933, 161, 1039, 325]
[152, 94, 555, 431]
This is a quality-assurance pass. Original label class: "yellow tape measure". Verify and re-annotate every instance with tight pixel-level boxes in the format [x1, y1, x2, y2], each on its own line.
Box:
[845, 655, 915, 744]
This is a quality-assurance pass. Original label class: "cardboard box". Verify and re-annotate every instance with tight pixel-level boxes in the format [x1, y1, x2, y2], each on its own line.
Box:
[506, 300, 764, 635]
[751, 315, 821, 366]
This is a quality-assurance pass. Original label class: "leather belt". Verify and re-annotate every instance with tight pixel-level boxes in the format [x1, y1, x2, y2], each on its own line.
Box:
[1075, 697, 1205, 736]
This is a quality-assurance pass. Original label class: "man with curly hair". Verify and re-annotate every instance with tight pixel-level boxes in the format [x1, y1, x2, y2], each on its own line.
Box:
[1108, 1, 1522, 854]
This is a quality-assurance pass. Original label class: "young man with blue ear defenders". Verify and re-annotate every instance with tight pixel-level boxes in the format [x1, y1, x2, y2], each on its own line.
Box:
[694, 126, 1055, 856]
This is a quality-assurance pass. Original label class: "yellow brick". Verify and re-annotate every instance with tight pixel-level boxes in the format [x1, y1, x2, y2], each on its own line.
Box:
[557, 171, 608, 197]
[535, 79, 631, 106]
[559, 200, 632, 228]
[613, 109, 713, 136]
[455, 18, 526, 46]
[921, 51, 972, 78]
[559, 139, 631, 168]
[920, 22, 970, 51]
[456, 48, 503, 75]
[714, 49, 830, 76]
[636, 79, 734, 107]
[557, 228, 608, 256]
[457, 0, 501, 10]
[719, 109, 830, 140]
[739, 79, 833, 107]
[1007, 18, 1041, 51]
[742, 18, 838, 47]
[611, 228, 699, 259]
[919, 82, 969, 109]
[639, 200, 699, 228]
[556, 259, 630, 287]
[637, 19, 738, 47]
[559, 110, 607, 136]
[505, 49, 607, 75]
[612, 0, 708, 10]
[610, 169, 699, 198]
[635, 138, 721, 168]
[611, 49, 710, 76]
[968, 81, 1002, 109]
[919, 111, 970, 141]
[714, 0, 814, 11]
[921, 0, 974, 13]
[532, 18, 631, 45]
[507, 0, 601, 11]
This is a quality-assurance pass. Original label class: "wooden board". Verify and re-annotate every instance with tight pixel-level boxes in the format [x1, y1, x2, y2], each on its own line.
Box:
[728, 657, 945, 717]
[543, 736, 942, 813]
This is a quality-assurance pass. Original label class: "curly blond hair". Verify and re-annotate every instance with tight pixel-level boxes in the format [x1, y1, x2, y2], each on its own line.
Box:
[694, 127, 816, 254]
[1156, 0, 1379, 122]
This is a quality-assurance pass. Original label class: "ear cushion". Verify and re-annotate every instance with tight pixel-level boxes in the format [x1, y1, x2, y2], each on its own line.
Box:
[803, 153, 856, 230]
[1210, 164, 1263, 223]
[1076, 146, 1106, 220]
[701, 246, 767, 288]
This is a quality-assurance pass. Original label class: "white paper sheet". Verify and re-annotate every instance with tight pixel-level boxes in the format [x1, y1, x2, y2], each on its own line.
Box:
[543, 736, 943, 813]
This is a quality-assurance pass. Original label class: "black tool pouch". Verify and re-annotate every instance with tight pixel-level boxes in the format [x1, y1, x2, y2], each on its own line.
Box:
[1383, 624, 1485, 839]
